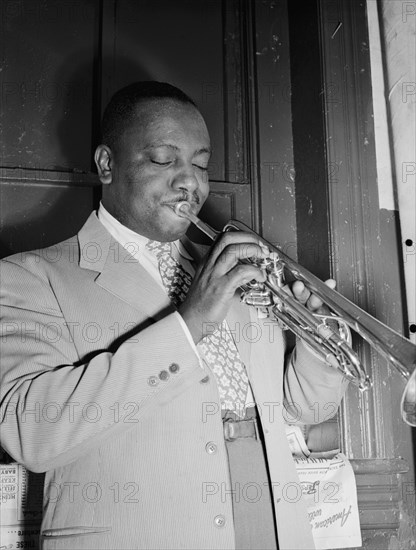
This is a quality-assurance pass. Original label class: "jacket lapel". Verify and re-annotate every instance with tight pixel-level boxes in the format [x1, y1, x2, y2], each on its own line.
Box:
[77, 213, 173, 320]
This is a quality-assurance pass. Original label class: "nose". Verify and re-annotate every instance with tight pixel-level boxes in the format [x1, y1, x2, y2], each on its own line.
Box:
[171, 162, 200, 194]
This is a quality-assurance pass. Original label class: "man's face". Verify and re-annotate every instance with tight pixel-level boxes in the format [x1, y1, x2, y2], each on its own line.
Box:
[98, 99, 211, 241]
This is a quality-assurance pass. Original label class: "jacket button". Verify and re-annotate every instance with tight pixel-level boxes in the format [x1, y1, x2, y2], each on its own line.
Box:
[169, 363, 180, 374]
[200, 375, 210, 384]
[205, 442, 217, 455]
[214, 515, 226, 528]
[148, 376, 159, 387]
[159, 370, 169, 381]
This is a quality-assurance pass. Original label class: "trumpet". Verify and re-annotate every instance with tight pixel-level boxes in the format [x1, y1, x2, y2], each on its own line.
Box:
[174, 201, 416, 427]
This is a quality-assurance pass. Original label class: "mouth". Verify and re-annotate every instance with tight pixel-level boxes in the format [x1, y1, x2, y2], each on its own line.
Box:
[163, 198, 199, 217]
[161, 203, 191, 225]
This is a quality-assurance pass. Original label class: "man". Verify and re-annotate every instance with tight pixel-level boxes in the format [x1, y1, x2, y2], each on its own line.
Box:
[0, 82, 348, 550]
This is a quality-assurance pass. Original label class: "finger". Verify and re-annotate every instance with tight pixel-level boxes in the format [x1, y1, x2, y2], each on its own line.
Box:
[223, 264, 267, 294]
[324, 278, 336, 290]
[208, 232, 267, 268]
[291, 280, 311, 304]
[281, 284, 293, 297]
[306, 278, 336, 311]
[213, 243, 268, 277]
[306, 293, 323, 311]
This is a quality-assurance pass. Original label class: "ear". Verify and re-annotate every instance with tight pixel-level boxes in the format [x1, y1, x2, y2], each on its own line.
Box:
[94, 145, 113, 185]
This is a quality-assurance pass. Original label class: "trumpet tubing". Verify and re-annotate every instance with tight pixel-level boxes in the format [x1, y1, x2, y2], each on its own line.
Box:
[174, 201, 416, 427]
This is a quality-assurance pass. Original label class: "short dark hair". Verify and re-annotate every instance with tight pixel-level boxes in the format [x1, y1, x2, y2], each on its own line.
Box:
[101, 81, 197, 150]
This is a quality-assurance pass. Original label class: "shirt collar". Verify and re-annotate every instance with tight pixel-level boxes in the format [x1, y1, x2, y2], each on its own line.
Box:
[97, 202, 193, 261]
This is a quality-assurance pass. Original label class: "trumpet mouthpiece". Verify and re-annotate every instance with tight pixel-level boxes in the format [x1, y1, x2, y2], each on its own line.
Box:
[174, 201, 192, 219]
[173, 201, 218, 240]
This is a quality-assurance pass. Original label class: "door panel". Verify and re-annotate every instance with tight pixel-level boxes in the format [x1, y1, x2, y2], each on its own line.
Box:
[1, 0, 99, 172]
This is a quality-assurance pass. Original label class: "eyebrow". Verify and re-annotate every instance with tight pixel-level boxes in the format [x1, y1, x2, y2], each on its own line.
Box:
[146, 143, 212, 155]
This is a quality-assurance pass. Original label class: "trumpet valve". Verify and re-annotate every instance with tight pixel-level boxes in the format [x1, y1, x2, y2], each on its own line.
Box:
[240, 287, 274, 308]
[267, 252, 284, 287]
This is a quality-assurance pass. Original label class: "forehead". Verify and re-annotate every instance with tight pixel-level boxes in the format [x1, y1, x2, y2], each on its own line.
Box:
[120, 99, 211, 151]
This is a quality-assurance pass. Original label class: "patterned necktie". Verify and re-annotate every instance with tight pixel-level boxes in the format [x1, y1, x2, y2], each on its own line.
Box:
[146, 239, 249, 417]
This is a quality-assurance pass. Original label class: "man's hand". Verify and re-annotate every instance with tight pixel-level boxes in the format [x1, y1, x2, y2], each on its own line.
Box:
[178, 232, 268, 343]
[287, 279, 336, 314]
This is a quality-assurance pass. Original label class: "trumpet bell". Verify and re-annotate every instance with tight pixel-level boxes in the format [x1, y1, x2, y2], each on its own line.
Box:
[402, 370, 416, 426]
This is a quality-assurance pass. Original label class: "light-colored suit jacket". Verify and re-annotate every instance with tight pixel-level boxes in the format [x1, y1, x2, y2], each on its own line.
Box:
[0, 213, 348, 550]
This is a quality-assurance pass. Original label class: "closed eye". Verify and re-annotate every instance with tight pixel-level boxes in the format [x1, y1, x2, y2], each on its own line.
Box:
[151, 160, 172, 167]
[194, 164, 208, 171]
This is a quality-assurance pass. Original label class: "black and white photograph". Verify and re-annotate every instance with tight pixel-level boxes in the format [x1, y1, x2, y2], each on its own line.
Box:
[0, 1, 415, 549]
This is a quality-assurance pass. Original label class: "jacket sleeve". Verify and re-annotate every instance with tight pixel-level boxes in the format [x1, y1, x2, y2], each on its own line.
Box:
[0, 258, 203, 473]
[283, 336, 350, 425]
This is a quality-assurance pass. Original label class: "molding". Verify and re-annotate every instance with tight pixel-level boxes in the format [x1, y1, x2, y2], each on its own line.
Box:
[208, 180, 251, 215]
[223, 0, 246, 185]
[223, 0, 260, 231]
[100, 0, 117, 115]
[317, 15, 414, 550]
[193, 180, 252, 244]
[287, 0, 331, 278]
[0, 167, 100, 188]
[351, 458, 410, 540]
[254, 0, 296, 248]
[318, 17, 415, 550]
[351, 458, 409, 475]
[318, 0, 394, 460]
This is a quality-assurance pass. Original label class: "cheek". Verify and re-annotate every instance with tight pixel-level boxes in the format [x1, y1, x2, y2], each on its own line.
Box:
[123, 167, 154, 201]
[127, 184, 164, 220]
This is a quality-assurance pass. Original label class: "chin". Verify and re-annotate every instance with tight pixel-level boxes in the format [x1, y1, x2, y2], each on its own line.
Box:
[156, 221, 189, 242]
[161, 228, 187, 242]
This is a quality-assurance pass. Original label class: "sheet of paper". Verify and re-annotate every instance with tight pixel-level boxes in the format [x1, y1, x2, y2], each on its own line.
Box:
[294, 453, 362, 550]
[285, 425, 311, 458]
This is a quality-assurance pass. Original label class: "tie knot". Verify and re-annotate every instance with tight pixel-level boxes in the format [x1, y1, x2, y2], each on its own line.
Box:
[146, 239, 172, 260]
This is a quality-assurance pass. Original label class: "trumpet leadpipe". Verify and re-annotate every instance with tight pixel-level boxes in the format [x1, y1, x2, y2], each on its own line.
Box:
[175, 202, 218, 240]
